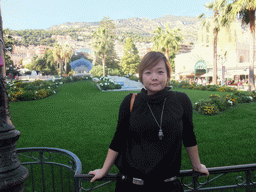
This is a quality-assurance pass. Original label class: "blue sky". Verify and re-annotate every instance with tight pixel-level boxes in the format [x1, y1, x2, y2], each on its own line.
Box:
[1, 0, 212, 30]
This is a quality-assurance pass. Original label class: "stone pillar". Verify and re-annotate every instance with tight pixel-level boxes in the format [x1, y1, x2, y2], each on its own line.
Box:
[0, 3, 29, 191]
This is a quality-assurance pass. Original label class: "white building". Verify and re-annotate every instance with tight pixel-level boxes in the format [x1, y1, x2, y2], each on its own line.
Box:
[175, 19, 256, 83]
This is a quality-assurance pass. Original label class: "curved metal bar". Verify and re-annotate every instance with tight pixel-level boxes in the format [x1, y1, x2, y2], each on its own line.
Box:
[17, 147, 82, 175]
[236, 175, 247, 186]
[80, 181, 114, 192]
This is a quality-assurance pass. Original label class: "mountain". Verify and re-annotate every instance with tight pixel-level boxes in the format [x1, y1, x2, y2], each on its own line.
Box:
[47, 15, 202, 44]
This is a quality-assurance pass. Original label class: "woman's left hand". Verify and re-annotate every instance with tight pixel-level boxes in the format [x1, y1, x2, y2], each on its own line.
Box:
[195, 164, 209, 177]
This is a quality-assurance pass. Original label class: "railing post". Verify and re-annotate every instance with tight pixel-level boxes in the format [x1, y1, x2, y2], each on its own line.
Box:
[245, 170, 251, 192]
[0, 3, 29, 191]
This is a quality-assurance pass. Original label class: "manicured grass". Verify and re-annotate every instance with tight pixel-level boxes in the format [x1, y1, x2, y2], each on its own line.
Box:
[10, 80, 256, 191]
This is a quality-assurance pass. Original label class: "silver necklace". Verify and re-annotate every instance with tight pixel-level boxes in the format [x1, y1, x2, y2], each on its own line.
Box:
[147, 98, 167, 140]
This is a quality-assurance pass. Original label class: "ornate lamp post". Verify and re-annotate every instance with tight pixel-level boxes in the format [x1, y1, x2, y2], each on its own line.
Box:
[0, 3, 29, 192]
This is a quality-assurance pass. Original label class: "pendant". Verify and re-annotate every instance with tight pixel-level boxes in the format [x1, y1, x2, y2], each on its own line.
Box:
[159, 130, 164, 140]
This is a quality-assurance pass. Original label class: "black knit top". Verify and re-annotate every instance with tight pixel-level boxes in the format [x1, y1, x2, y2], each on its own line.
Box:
[109, 87, 197, 180]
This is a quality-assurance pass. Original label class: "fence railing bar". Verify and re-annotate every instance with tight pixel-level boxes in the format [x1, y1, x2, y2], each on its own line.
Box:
[51, 164, 56, 192]
[58, 165, 63, 192]
[20, 161, 74, 170]
[68, 167, 72, 192]
[29, 164, 35, 192]
[192, 183, 255, 191]
[39, 152, 46, 192]
[246, 170, 251, 192]
[195, 173, 226, 189]
[81, 180, 114, 192]
[18, 153, 40, 162]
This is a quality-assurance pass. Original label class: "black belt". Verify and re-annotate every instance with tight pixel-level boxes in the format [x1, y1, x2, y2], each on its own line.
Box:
[119, 173, 178, 186]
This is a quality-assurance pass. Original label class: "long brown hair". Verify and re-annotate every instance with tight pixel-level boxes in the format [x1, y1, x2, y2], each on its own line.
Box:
[138, 51, 172, 85]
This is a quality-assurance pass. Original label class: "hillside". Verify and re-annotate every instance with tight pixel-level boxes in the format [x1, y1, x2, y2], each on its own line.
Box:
[47, 15, 202, 44]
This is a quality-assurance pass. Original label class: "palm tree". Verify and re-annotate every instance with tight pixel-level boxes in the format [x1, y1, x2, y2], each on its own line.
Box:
[198, 0, 228, 85]
[151, 24, 182, 61]
[61, 44, 73, 75]
[45, 48, 57, 74]
[52, 43, 63, 77]
[225, 0, 256, 91]
[92, 27, 113, 77]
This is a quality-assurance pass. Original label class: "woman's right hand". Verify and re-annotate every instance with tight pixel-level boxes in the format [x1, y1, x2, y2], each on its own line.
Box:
[88, 169, 107, 183]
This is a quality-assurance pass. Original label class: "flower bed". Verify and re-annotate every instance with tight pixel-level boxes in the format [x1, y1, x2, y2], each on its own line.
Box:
[194, 91, 256, 115]
[97, 76, 121, 90]
[7, 75, 92, 102]
[170, 80, 237, 92]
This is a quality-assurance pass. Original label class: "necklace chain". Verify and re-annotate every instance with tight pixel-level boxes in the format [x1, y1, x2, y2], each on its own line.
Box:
[147, 98, 167, 140]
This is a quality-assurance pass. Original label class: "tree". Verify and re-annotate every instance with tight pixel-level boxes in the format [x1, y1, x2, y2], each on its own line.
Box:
[99, 16, 115, 37]
[3, 29, 19, 76]
[52, 43, 63, 76]
[151, 24, 182, 71]
[44, 48, 57, 75]
[225, 0, 256, 91]
[60, 44, 73, 75]
[120, 38, 140, 76]
[92, 27, 114, 77]
[198, 0, 228, 85]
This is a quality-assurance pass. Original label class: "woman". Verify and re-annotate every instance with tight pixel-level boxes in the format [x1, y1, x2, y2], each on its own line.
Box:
[89, 52, 209, 191]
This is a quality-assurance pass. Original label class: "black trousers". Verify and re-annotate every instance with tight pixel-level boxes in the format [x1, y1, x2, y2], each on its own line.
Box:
[115, 174, 184, 192]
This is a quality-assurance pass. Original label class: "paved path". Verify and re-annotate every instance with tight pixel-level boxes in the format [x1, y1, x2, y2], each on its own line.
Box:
[103, 76, 144, 92]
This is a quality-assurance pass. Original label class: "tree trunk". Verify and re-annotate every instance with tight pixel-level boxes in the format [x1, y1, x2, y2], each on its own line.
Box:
[166, 49, 169, 61]
[60, 60, 63, 77]
[102, 53, 105, 77]
[248, 9, 255, 92]
[65, 58, 67, 75]
[213, 30, 218, 85]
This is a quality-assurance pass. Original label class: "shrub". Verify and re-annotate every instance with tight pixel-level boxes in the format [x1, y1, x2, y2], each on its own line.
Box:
[210, 95, 227, 111]
[217, 87, 226, 92]
[209, 94, 221, 99]
[16, 90, 35, 101]
[129, 75, 139, 82]
[194, 99, 212, 111]
[7, 75, 90, 102]
[206, 85, 219, 91]
[198, 103, 219, 115]
[34, 89, 50, 100]
[9, 88, 24, 101]
[98, 77, 122, 90]
[193, 84, 204, 90]
[170, 80, 181, 88]
[252, 91, 256, 101]
[226, 94, 238, 105]
[108, 68, 122, 76]
[13, 81, 24, 88]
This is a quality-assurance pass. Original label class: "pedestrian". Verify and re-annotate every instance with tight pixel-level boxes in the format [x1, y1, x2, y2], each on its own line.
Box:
[9, 73, 12, 82]
[88, 51, 209, 192]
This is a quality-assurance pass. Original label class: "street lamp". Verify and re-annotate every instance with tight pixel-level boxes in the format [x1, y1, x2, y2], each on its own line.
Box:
[0, 3, 29, 191]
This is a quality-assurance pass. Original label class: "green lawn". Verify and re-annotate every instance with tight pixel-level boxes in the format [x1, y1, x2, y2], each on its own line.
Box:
[10, 80, 256, 191]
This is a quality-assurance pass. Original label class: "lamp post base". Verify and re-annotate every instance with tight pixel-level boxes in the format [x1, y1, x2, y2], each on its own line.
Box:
[0, 165, 29, 192]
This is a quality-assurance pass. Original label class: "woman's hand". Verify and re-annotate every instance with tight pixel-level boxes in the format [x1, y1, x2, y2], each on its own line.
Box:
[195, 164, 210, 177]
[88, 169, 107, 183]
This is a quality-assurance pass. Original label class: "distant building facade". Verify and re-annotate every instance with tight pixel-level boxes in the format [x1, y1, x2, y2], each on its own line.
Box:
[175, 19, 256, 83]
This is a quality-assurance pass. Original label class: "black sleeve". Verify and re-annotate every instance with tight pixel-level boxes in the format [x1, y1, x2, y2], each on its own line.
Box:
[109, 93, 133, 153]
[177, 92, 197, 147]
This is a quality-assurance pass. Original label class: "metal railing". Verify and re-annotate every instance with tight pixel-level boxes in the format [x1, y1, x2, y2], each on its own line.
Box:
[17, 147, 256, 192]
